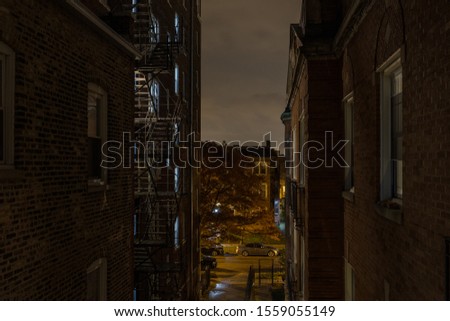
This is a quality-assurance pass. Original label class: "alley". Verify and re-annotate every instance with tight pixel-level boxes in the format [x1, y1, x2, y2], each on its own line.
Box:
[203, 255, 283, 301]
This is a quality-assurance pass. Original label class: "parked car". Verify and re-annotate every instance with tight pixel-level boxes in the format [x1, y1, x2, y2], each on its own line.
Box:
[201, 255, 217, 271]
[236, 243, 279, 257]
[201, 244, 224, 256]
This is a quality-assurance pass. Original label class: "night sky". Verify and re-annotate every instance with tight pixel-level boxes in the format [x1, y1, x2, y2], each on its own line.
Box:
[201, 0, 301, 146]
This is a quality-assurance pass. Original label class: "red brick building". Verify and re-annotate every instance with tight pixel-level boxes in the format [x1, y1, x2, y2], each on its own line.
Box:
[0, 0, 139, 299]
[283, 0, 450, 300]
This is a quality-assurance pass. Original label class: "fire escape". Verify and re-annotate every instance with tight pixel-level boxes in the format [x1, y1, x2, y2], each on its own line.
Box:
[128, 0, 185, 300]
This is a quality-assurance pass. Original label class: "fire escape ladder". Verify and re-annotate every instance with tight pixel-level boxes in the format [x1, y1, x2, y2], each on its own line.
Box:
[129, 0, 184, 300]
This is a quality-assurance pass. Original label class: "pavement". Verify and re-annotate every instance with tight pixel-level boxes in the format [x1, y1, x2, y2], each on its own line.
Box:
[201, 255, 282, 301]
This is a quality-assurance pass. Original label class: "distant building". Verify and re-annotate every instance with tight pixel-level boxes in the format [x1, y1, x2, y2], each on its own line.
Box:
[132, 0, 202, 300]
[283, 0, 450, 300]
[0, 0, 139, 299]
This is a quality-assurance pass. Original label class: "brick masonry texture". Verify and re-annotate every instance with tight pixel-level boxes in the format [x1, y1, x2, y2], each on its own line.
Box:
[343, 0, 450, 300]
[0, 0, 135, 299]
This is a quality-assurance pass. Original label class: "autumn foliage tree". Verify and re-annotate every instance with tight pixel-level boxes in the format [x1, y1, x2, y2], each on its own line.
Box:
[198, 142, 281, 243]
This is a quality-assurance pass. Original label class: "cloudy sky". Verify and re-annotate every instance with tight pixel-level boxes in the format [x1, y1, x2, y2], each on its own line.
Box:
[201, 0, 301, 146]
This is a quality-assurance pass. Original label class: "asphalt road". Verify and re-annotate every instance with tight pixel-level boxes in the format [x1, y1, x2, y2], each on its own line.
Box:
[204, 254, 282, 301]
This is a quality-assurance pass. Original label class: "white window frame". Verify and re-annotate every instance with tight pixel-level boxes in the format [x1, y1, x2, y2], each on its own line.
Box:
[87, 83, 108, 185]
[343, 93, 354, 192]
[0, 42, 15, 167]
[86, 258, 107, 300]
[378, 49, 402, 201]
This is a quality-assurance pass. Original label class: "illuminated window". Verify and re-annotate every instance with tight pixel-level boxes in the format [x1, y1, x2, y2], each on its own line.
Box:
[174, 13, 180, 42]
[150, 80, 159, 114]
[174, 64, 179, 95]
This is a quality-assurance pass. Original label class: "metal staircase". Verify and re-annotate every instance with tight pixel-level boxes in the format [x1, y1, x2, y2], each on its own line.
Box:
[126, 0, 186, 300]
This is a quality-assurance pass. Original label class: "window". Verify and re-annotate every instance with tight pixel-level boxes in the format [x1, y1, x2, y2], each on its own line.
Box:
[174, 64, 179, 95]
[87, 258, 107, 300]
[261, 183, 268, 199]
[150, 79, 159, 115]
[174, 166, 180, 193]
[131, 0, 138, 14]
[259, 162, 267, 175]
[344, 94, 354, 191]
[182, 71, 185, 100]
[196, 70, 199, 94]
[345, 260, 355, 300]
[379, 50, 402, 201]
[174, 216, 180, 248]
[299, 118, 305, 186]
[150, 14, 160, 43]
[174, 13, 180, 42]
[87, 83, 107, 183]
[446, 239, 450, 300]
[292, 126, 298, 181]
[196, 31, 200, 55]
[0, 42, 15, 166]
[196, 0, 201, 17]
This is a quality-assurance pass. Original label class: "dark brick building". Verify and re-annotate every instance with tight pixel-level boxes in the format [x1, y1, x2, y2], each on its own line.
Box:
[132, 0, 202, 300]
[0, 0, 139, 299]
[283, 0, 450, 300]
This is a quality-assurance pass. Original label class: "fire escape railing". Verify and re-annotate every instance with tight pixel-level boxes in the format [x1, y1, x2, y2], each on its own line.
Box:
[125, 0, 186, 300]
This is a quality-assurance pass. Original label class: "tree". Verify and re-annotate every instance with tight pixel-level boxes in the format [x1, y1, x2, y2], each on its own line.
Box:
[198, 142, 281, 243]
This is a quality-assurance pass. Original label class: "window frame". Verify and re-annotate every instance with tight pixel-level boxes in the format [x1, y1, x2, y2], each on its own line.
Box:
[87, 83, 108, 185]
[86, 258, 107, 300]
[343, 93, 354, 192]
[378, 49, 403, 202]
[174, 64, 179, 95]
[446, 238, 450, 300]
[0, 42, 15, 167]
[299, 117, 305, 186]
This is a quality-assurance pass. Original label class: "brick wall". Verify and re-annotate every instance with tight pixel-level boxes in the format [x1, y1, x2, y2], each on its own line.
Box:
[0, 0, 135, 299]
[343, 0, 450, 300]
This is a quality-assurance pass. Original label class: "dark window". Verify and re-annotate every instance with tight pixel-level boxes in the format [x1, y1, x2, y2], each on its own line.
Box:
[446, 239, 450, 300]
[0, 56, 4, 161]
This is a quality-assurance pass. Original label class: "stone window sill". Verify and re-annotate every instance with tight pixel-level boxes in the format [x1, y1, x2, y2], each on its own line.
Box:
[375, 199, 403, 225]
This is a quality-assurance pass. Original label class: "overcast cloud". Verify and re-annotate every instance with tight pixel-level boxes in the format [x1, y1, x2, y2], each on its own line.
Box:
[201, 0, 301, 145]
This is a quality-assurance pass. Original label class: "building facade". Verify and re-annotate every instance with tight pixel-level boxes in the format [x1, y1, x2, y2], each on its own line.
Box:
[0, 0, 139, 299]
[132, 0, 201, 300]
[283, 0, 450, 300]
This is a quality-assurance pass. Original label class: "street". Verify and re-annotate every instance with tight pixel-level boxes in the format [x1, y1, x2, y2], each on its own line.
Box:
[203, 255, 283, 301]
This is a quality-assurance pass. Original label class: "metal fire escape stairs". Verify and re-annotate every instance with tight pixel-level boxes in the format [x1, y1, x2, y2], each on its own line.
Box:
[126, 0, 185, 300]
